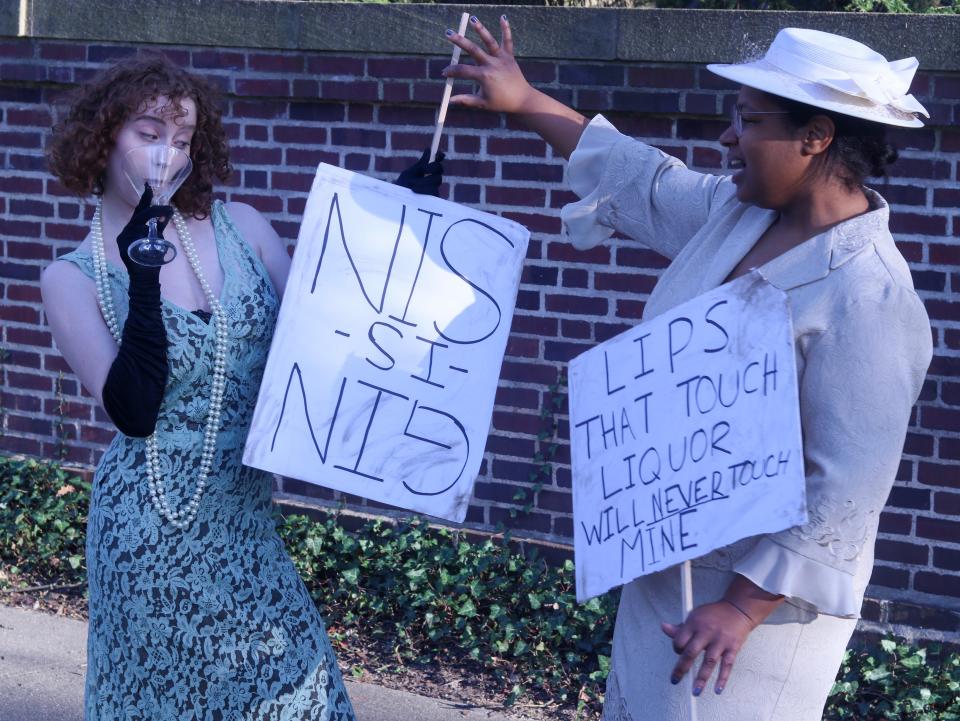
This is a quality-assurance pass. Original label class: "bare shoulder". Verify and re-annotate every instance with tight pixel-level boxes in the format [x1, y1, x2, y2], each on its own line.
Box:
[41, 256, 94, 306]
[224, 201, 280, 257]
[223, 200, 291, 296]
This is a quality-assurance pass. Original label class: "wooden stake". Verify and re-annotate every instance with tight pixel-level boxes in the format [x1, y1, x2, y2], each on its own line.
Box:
[681, 560, 698, 721]
[430, 11, 471, 163]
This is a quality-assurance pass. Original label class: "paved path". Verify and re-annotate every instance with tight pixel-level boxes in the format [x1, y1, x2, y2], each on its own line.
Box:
[0, 604, 527, 721]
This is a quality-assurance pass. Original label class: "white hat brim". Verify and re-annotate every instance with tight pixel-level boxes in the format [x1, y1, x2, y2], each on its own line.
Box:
[707, 60, 924, 128]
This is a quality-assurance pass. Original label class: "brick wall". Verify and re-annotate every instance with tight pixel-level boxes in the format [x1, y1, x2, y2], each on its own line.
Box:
[1, 33, 958, 637]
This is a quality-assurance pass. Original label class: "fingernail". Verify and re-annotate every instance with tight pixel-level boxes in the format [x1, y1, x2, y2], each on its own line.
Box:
[501, 14, 508, 21]
[715, 685, 724, 695]
[670, 676, 681, 685]
[445, 29, 454, 36]
[470, 15, 478, 24]
[693, 686, 702, 697]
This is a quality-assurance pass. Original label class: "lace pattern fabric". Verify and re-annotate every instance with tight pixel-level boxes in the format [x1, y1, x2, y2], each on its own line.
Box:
[62, 202, 355, 721]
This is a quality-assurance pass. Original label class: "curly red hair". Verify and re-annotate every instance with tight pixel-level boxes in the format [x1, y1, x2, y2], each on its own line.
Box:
[47, 53, 231, 219]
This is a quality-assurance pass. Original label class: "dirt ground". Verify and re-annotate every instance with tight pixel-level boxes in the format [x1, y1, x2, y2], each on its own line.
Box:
[0, 584, 595, 721]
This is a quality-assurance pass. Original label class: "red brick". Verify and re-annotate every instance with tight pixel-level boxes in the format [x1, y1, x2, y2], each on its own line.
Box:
[547, 241, 610, 265]
[596, 322, 634, 343]
[925, 300, 960, 322]
[561, 319, 591, 340]
[7, 284, 41, 303]
[38, 42, 84, 61]
[452, 135, 480, 154]
[502, 163, 563, 183]
[486, 435, 537, 459]
[489, 507, 552, 534]
[6, 107, 52, 126]
[0, 436, 42, 456]
[331, 128, 386, 148]
[500, 361, 562, 386]
[321, 81, 379, 102]
[933, 547, 960, 572]
[613, 90, 681, 114]
[888, 158, 951, 180]
[561, 268, 588, 289]
[306, 55, 364, 76]
[559, 64, 624, 87]
[0, 262, 40, 282]
[914, 572, 960, 599]
[510, 314, 558, 337]
[348, 105, 374, 123]
[934, 491, 960, 515]
[0, 219, 42, 237]
[235, 78, 290, 97]
[517, 61, 556, 84]
[234, 100, 289, 120]
[487, 137, 547, 157]
[546, 293, 607, 316]
[291, 80, 320, 98]
[379, 106, 436, 126]
[0, 304, 40, 323]
[44, 222, 86, 241]
[191, 49, 245, 70]
[232, 146, 283, 165]
[0, 131, 42, 148]
[473, 481, 522, 504]
[7, 372, 52, 392]
[929, 244, 958, 266]
[595, 272, 657, 294]
[444, 159, 495, 179]
[544, 340, 592, 363]
[368, 58, 425, 79]
[627, 66, 695, 89]
[874, 539, 929, 565]
[487, 186, 547, 207]
[889, 212, 948, 236]
[616, 299, 646, 320]
[917, 516, 960, 542]
[229, 194, 283, 214]
[869, 565, 910, 591]
[270, 172, 314, 193]
[383, 82, 412, 103]
[502, 212, 561, 235]
[248, 53, 303, 73]
[271, 125, 321, 145]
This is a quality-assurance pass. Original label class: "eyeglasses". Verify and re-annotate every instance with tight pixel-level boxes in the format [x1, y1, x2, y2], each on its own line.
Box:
[730, 105, 792, 137]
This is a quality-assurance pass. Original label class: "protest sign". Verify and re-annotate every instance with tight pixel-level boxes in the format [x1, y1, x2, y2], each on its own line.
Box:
[243, 164, 530, 522]
[569, 273, 806, 602]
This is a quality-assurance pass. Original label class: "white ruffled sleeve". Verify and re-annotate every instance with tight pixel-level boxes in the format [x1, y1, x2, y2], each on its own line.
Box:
[734, 284, 932, 618]
[561, 114, 728, 258]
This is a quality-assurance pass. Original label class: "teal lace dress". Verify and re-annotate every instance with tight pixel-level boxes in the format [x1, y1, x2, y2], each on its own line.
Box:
[61, 201, 355, 721]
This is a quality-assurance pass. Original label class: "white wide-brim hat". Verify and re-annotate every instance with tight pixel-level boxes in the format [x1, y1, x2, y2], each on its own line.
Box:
[707, 27, 928, 128]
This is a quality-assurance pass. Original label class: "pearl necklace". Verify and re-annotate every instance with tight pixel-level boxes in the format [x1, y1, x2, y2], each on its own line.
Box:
[91, 199, 229, 530]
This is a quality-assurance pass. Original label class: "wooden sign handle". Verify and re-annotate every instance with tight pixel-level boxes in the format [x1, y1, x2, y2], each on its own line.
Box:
[430, 12, 471, 163]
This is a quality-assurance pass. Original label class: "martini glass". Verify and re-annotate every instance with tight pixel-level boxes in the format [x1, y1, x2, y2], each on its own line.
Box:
[120, 145, 193, 266]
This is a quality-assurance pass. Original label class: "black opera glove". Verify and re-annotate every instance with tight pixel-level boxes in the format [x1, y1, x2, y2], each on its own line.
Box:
[394, 149, 446, 197]
[101, 186, 171, 437]
[116, 184, 173, 277]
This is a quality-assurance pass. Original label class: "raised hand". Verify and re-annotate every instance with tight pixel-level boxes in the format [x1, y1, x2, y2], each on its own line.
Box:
[116, 184, 173, 274]
[443, 16, 536, 115]
[441, 16, 588, 160]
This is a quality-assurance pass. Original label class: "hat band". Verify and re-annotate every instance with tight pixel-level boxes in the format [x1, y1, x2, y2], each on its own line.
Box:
[763, 38, 925, 117]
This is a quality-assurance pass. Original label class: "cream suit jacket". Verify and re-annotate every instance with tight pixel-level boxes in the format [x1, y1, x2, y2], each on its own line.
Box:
[562, 115, 933, 618]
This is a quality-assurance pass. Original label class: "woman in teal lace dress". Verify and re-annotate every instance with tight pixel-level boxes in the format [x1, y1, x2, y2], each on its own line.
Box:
[39, 55, 441, 720]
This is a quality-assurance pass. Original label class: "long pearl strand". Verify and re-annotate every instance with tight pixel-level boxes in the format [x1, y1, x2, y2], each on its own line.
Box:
[92, 199, 229, 530]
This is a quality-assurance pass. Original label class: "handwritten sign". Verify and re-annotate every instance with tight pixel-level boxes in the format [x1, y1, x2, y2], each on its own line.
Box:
[569, 273, 806, 601]
[243, 164, 530, 522]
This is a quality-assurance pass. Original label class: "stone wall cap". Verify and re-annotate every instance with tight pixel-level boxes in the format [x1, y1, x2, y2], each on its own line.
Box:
[7, 1, 960, 70]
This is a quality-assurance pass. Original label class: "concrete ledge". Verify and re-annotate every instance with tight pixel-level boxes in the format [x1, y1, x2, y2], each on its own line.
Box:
[8, 0, 960, 70]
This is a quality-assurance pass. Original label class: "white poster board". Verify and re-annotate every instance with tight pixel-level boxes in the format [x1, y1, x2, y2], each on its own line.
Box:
[569, 273, 807, 602]
[244, 164, 530, 522]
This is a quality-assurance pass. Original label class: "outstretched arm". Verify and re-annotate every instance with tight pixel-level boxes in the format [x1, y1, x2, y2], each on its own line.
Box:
[443, 16, 589, 159]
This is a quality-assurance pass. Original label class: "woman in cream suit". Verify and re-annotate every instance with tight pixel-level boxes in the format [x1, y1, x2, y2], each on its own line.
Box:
[442, 19, 933, 721]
